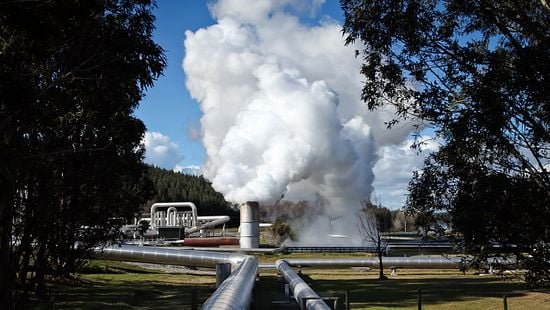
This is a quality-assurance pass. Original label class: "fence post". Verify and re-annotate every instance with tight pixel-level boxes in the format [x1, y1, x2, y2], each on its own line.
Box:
[191, 288, 197, 310]
[503, 294, 508, 310]
[417, 289, 422, 310]
[346, 289, 350, 310]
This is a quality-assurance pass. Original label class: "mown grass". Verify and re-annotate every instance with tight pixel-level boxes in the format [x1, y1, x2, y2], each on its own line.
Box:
[36, 259, 550, 309]
[256, 267, 550, 309]
[34, 260, 216, 309]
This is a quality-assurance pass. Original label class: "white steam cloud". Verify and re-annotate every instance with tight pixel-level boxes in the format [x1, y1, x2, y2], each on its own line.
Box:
[183, 0, 418, 242]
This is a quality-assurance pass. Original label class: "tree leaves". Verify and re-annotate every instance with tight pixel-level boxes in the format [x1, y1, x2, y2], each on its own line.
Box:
[0, 0, 165, 305]
[342, 0, 550, 286]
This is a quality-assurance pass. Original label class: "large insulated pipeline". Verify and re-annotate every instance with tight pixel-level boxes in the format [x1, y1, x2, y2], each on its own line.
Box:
[95, 245, 257, 309]
[280, 256, 516, 269]
[281, 257, 461, 269]
[202, 256, 258, 309]
[276, 260, 331, 310]
[275, 256, 516, 310]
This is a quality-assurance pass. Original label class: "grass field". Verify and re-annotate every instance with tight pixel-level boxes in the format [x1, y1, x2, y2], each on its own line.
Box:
[36, 257, 550, 309]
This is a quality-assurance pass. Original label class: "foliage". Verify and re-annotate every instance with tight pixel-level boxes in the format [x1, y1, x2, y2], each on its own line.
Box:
[0, 0, 165, 307]
[357, 200, 389, 279]
[146, 166, 238, 224]
[342, 0, 550, 286]
[265, 218, 295, 246]
[392, 209, 417, 232]
[259, 200, 322, 222]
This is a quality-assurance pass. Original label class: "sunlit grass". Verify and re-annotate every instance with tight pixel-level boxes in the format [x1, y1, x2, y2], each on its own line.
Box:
[36, 259, 550, 309]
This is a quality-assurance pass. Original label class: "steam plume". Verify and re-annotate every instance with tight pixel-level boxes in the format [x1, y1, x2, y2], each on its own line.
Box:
[183, 0, 415, 240]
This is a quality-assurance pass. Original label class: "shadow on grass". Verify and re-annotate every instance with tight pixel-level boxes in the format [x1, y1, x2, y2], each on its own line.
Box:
[38, 279, 215, 309]
[302, 274, 530, 308]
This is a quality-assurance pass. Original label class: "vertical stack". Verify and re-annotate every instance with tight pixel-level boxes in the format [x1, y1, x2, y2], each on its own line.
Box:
[239, 201, 259, 248]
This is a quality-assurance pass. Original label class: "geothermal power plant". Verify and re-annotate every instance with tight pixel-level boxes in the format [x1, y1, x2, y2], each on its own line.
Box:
[126, 201, 261, 249]
[110, 201, 519, 309]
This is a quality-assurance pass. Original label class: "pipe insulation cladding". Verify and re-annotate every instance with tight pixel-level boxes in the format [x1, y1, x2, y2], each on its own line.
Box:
[240, 201, 260, 248]
[94, 245, 258, 309]
[95, 245, 518, 309]
[276, 260, 331, 310]
[279, 256, 517, 269]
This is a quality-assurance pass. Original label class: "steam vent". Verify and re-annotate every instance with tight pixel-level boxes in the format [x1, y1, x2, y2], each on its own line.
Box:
[239, 201, 259, 248]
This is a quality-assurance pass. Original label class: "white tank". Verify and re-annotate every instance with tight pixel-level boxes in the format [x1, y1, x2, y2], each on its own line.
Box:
[239, 201, 259, 248]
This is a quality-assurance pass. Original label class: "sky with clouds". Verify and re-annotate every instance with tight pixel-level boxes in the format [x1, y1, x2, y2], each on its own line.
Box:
[136, 0, 437, 209]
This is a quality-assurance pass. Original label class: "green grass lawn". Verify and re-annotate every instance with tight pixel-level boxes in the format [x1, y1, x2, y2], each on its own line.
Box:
[292, 268, 550, 310]
[36, 259, 550, 309]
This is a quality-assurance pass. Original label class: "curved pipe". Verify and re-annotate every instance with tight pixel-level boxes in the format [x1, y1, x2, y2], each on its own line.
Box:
[167, 206, 177, 226]
[150, 202, 198, 228]
[275, 256, 515, 310]
[94, 245, 257, 309]
[276, 260, 331, 310]
[202, 256, 258, 309]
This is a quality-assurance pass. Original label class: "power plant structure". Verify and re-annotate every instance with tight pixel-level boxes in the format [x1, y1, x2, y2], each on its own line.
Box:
[121, 202, 232, 245]
[239, 201, 260, 248]
[120, 201, 267, 249]
[106, 201, 524, 309]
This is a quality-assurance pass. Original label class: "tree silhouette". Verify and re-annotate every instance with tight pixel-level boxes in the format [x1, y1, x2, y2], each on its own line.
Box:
[0, 0, 165, 306]
[342, 0, 550, 287]
[357, 200, 389, 280]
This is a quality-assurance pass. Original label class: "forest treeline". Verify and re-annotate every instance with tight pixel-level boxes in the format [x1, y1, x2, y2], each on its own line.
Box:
[145, 166, 238, 225]
[260, 200, 419, 234]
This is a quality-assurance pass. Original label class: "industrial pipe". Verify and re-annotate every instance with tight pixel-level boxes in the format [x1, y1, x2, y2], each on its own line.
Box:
[150, 202, 198, 229]
[203, 256, 258, 309]
[94, 245, 257, 309]
[186, 216, 231, 235]
[276, 260, 331, 310]
[280, 256, 516, 269]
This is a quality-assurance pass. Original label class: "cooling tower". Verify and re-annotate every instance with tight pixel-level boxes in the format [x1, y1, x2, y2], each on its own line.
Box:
[240, 201, 259, 248]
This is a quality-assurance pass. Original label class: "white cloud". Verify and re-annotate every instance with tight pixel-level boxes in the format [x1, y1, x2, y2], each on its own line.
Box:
[174, 164, 202, 176]
[142, 131, 184, 169]
[373, 137, 439, 208]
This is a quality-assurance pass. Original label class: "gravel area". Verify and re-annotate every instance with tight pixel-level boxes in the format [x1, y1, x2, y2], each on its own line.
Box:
[127, 262, 216, 276]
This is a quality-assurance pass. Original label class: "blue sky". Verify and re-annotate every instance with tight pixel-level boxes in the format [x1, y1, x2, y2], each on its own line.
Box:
[136, 1, 213, 167]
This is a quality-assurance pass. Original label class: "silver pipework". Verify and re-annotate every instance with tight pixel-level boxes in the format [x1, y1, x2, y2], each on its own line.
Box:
[203, 256, 258, 309]
[150, 202, 198, 229]
[281, 257, 462, 269]
[280, 256, 516, 269]
[276, 260, 331, 310]
[94, 245, 257, 309]
[186, 216, 230, 235]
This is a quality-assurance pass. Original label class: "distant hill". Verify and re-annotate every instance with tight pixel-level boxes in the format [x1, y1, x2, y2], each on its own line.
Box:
[146, 165, 239, 225]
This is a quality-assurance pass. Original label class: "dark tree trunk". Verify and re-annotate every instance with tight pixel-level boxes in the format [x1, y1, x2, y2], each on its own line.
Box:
[377, 235, 387, 280]
[0, 171, 14, 309]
